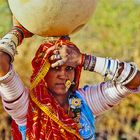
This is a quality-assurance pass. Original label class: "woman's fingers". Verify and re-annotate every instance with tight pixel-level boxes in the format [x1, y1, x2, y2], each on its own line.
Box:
[45, 45, 61, 57]
[46, 45, 56, 55]
[48, 44, 82, 67]
[53, 49, 59, 55]
[51, 59, 65, 68]
[49, 54, 62, 61]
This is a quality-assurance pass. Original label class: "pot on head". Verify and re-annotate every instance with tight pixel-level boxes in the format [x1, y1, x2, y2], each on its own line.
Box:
[8, 0, 97, 37]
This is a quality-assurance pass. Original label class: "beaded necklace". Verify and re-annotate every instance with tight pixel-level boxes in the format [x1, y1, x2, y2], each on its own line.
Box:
[68, 94, 82, 129]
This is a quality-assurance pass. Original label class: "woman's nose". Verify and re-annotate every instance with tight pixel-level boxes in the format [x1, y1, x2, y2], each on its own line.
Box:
[58, 70, 67, 79]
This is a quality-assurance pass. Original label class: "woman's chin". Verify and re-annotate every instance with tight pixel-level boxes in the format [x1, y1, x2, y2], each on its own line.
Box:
[52, 88, 67, 95]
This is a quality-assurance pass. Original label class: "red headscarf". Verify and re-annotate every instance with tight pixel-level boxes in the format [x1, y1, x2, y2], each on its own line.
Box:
[11, 37, 83, 140]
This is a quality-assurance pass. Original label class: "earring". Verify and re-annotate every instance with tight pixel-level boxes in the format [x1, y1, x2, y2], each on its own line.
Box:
[71, 81, 75, 86]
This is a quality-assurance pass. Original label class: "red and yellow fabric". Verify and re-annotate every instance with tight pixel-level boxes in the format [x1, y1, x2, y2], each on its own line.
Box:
[11, 37, 83, 140]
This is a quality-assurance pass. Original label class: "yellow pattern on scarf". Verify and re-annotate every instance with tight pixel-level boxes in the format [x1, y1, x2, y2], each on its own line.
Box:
[29, 59, 82, 140]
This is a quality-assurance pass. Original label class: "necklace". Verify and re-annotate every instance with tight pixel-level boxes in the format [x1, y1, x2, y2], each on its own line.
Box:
[68, 94, 82, 129]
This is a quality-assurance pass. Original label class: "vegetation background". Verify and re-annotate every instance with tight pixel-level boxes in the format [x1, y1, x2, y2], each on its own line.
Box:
[0, 0, 140, 139]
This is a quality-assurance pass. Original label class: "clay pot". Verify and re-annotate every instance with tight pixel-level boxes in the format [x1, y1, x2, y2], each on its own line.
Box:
[8, 0, 96, 37]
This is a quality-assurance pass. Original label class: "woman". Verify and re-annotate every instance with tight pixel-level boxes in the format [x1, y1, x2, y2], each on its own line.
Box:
[0, 36, 140, 140]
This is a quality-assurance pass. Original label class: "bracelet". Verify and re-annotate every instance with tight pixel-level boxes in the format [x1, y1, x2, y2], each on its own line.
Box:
[0, 40, 17, 62]
[0, 39, 17, 53]
[116, 84, 130, 97]
[102, 58, 108, 76]
[14, 25, 33, 38]
[9, 31, 20, 46]
[94, 57, 126, 82]
[83, 54, 90, 70]
[104, 59, 111, 78]
[112, 60, 121, 81]
[12, 26, 24, 39]
[2, 33, 18, 46]
[114, 62, 138, 85]
[112, 60, 119, 79]
[83, 54, 96, 71]
[94, 57, 106, 75]
[89, 56, 96, 71]
[0, 65, 13, 82]
[11, 27, 24, 45]
[83, 55, 138, 87]
[116, 62, 131, 83]
[121, 62, 138, 85]
[104, 58, 119, 80]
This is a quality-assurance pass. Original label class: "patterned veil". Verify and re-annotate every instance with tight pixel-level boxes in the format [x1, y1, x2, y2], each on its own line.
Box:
[11, 37, 83, 140]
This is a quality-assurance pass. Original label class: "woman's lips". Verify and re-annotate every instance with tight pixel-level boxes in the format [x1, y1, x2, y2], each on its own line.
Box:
[55, 83, 65, 88]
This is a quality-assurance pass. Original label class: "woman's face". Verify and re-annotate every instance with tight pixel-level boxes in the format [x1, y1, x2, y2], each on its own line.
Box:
[45, 65, 75, 95]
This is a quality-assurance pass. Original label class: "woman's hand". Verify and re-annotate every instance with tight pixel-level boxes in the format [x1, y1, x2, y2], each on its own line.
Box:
[0, 51, 10, 77]
[47, 44, 83, 68]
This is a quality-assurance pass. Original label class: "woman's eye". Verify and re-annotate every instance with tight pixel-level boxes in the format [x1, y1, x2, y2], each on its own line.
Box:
[50, 66, 60, 71]
[55, 66, 60, 70]
[66, 66, 74, 71]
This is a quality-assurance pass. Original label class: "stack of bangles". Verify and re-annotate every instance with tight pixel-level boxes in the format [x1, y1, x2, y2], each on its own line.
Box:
[11, 26, 24, 46]
[0, 26, 24, 62]
[82, 54, 138, 85]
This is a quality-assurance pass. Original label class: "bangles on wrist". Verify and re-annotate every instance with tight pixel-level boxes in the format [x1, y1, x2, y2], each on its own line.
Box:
[83, 54, 96, 71]
[0, 27, 25, 62]
[119, 62, 138, 85]
[11, 26, 24, 46]
[82, 54, 138, 85]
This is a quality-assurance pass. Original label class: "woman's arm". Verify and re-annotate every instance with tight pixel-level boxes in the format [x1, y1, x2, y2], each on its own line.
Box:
[0, 16, 33, 62]
[79, 55, 140, 116]
[90, 56, 140, 90]
[0, 52, 29, 126]
[0, 52, 10, 76]
[78, 81, 139, 116]
[0, 17, 32, 126]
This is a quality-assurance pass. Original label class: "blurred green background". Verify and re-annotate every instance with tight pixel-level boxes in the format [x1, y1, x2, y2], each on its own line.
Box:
[0, 0, 140, 139]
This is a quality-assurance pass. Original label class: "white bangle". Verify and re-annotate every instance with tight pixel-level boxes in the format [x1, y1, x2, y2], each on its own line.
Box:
[2, 33, 18, 47]
[112, 60, 121, 81]
[107, 59, 119, 80]
[0, 65, 13, 82]
[112, 60, 118, 78]
[117, 62, 131, 83]
[122, 62, 138, 85]
[95, 57, 122, 82]
[0, 39, 16, 62]
[94, 57, 107, 75]
[102, 58, 108, 76]
[88, 56, 95, 71]
[116, 84, 130, 96]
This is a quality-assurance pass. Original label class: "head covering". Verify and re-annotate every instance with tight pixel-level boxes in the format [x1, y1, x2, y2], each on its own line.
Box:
[12, 36, 83, 140]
